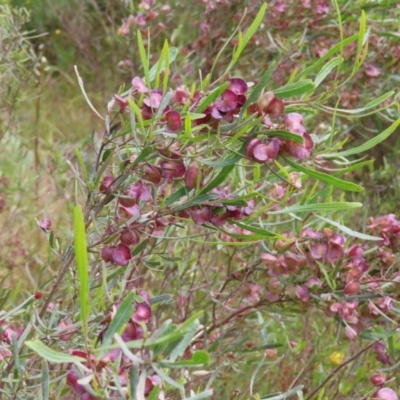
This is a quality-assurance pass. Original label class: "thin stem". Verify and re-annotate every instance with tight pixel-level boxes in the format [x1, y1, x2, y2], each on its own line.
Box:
[305, 341, 376, 400]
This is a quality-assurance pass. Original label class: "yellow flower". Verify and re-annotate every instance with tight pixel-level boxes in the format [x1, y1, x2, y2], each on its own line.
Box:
[55, 29, 61, 35]
[328, 351, 345, 365]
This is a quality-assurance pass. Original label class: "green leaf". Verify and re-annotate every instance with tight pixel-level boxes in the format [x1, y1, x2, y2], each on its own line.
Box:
[132, 239, 149, 256]
[297, 34, 359, 80]
[25, 340, 86, 363]
[315, 57, 343, 87]
[149, 47, 178, 82]
[354, 10, 367, 72]
[283, 157, 364, 192]
[42, 360, 49, 400]
[129, 365, 139, 398]
[274, 80, 315, 99]
[318, 91, 395, 115]
[220, 198, 247, 206]
[269, 202, 362, 215]
[202, 155, 244, 167]
[233, 221, 283, 238]
[73, 205, 89, 335]
[75, 147, 88, 181]
[100, 292, 134, 351]
[195, 83, 229, 113]
[165, 186, 189, 206]
[147, 385, 161, 400]
[360, 329, 397, 341]
[232, 3, 267, 64]
[315, 215, 381, 241]
[240, 61, 277, 119]
[128, 98, 145, 132]
[200, 154, 242, 194]
[191, 193, 219, 204]
[266, 130, 304, 143]
[130, 146, 154, 169]
[323, 117, 400, 158]
[169, 320, 200, 362]
[151, 364, 184, 391]
[160, 350, 210, 368]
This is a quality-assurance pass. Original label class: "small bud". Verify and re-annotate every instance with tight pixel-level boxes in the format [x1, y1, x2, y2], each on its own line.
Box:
[344, 281, 360, 295]
[39, 218, 51, 230]
[34, 291, 44, 299]
[370, 373, 386, 387]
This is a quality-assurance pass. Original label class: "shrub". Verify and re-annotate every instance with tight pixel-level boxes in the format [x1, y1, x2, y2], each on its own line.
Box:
[1, 3, 400, 400]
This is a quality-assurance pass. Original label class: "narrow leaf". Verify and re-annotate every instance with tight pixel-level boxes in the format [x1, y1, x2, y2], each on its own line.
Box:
[74, 66, 104, 120]
[101, 292, 134, 349]
[42, 360, 49, 400]
[266, 130, 304, 143]
[283, 156, 364, 192]
[297, 34, 359, 80]
[149, 47, 178, 82]
[274, 80, 315, 98]
[319, 91, 395, 115]
[25, 340, 86, 363]
[323, 117, 400, 158]
[200, 152, 243, 194]
[73, 205, 89, 334]
[315, 215, 381, 241]
[269, 202, 362, 215]
[233, 221, 283, 238]
[195, 83, 229, 113]
[315, 57, 343, 87]
[232, 3, 267, 63]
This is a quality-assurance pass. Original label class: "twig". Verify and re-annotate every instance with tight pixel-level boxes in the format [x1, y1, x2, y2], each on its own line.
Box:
[305, 341, 376, 400]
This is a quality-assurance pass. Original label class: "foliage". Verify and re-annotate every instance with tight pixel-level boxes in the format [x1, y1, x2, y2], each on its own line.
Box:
[0, 1, 400, 400]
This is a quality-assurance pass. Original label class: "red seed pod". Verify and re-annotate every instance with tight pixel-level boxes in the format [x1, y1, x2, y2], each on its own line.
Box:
[344, 281, 360, 295]
[100, 175, 115, 195]
[374, 388, 398, 400]
[143, 165, 162, 185]
[184, 164, 202, 189]
[370, 373, 386, 387]
[245, 138, 262, 159]
[34, 291, 44, 299]
[120, 229, 140, 246]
